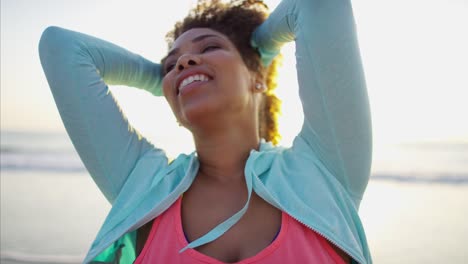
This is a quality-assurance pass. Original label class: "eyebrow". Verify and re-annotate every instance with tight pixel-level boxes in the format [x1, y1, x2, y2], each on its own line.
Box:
[164, 34, 221, 60]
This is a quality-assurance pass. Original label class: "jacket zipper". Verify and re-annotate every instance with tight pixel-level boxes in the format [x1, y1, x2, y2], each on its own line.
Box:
[252, 176, 362, 264]
[289, 214, 358, 264]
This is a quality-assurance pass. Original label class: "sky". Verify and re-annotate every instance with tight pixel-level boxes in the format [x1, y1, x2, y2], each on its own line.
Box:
[1, 0, 468, 156]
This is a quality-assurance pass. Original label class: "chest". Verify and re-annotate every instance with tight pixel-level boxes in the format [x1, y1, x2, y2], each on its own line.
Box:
[135, 196, 351, 264]
[181, 185, 282, 263]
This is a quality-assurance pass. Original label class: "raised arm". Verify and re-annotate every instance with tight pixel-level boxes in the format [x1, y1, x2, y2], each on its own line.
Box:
[39, 26, 168, 203]
[252, 0, 372, 204]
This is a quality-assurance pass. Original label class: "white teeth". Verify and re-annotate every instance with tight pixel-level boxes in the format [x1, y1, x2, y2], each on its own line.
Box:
[178, 74, 210, 93]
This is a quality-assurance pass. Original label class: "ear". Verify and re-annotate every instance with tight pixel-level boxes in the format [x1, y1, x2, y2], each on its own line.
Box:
[250, 72, 266, 94]
[254, 82, 266, 93]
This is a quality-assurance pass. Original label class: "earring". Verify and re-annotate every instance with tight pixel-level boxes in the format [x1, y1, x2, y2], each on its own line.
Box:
[255, 83, 263, 90]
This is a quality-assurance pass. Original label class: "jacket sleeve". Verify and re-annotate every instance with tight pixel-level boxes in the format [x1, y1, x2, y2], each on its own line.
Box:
[252, 0, 372, 203]
[39, 26, 168, 203]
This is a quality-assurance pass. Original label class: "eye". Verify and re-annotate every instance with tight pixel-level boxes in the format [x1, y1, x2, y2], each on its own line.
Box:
[202, 45, 220, 53]
[164, 63, 175, 74]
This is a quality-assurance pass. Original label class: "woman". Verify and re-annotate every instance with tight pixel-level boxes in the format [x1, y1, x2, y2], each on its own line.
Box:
[39, 0, 372, 263]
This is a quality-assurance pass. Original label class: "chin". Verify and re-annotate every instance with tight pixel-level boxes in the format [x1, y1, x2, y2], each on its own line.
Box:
[180, 101, 224, 128]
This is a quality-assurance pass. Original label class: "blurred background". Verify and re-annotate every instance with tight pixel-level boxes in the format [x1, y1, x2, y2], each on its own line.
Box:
[1, 0, 467, 263]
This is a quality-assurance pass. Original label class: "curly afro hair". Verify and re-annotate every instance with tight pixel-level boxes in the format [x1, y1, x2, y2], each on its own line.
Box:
[163, 0, 282, 145]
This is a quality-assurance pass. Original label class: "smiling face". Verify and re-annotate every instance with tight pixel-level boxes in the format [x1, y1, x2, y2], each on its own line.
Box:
[162, 28, 259, 130]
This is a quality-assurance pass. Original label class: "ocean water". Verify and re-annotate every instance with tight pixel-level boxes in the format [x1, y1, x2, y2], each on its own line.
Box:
[1, 130, 467, 263]
[1, 130, 110, 264]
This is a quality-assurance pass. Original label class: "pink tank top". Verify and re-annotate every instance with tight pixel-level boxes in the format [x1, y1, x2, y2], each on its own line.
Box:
[135, 197, 346, 264]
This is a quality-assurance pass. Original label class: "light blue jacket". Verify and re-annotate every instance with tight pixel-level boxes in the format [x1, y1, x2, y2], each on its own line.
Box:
[39, 0, 372, 263]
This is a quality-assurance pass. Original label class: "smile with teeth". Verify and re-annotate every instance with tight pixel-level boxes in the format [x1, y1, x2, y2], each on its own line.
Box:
[178, 74, 210, 94]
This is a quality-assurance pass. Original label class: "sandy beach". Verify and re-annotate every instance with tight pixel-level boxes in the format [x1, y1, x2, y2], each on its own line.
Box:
[360, 181, 468, 263]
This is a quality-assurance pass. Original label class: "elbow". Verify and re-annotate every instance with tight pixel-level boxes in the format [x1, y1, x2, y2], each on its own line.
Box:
[39, 26, 61, 65]
[39, 27, 64, 82]
[39, 26, 63, 55]
[39, 26, 77, 63]
[38, 26, 81, 93]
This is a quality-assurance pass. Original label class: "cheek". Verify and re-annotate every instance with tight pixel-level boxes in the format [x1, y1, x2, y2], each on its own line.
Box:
[224, 63, 252, 95]
[162, 77, 179, 113]
[162, 74, 177, 102]
[162, 77, 172, 98]
[212, 56, 246, 84]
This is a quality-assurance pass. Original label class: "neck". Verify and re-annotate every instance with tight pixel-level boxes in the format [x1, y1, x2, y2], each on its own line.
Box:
[192, 123, 260, 183]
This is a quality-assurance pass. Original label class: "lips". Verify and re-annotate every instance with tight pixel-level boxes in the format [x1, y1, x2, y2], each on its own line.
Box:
[178, 74, 210, 94]
[176, 70, 212, 95]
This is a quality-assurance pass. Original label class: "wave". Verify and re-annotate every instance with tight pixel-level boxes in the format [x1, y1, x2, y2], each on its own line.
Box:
[1, 151, 86, 173]
[2, 130, 467, 184]
[1, 147, 72, 154]
[371, 173, 468, 184]
[0, 251, 82, 264]
[2, 150, 468, 184]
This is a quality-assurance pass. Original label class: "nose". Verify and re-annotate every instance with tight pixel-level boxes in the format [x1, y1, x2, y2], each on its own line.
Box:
[176, 54, 201, 72]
